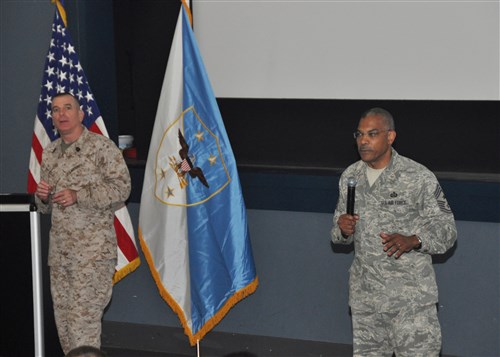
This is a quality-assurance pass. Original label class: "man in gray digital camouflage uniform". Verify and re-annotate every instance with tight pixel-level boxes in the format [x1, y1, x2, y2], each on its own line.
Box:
[331, 108, 457, 357]
[35, 92, 131, 354]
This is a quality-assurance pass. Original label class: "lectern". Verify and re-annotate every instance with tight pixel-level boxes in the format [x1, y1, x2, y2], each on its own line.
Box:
[0, 193, 44, 356]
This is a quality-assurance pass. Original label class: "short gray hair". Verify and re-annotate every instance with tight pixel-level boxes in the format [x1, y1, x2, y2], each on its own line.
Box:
[360, 107, 395, 130]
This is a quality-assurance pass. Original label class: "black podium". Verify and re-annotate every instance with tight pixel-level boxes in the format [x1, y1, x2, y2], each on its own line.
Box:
[0, 194, 44, 356]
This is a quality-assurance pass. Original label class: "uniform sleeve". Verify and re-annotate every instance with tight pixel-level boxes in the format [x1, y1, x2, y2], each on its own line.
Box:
[34, 195, 52, 214]
[331, 174, 353, 245]
[76, 140, 131, 211]
[413, 173, 457, 254]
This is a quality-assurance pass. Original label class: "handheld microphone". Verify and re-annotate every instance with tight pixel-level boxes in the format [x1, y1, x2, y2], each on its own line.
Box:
[346, 177, 357, 215]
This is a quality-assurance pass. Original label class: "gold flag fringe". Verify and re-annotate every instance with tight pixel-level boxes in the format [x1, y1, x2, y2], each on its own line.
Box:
[112, 257, 141, 285]
[139, 226, 259, 346]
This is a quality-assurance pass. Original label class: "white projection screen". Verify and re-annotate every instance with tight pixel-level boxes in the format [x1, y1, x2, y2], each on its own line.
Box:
[192, 0, 499, 100]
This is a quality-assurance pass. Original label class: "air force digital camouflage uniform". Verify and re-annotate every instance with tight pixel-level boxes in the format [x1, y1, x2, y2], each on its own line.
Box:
[36, 127, 131, 354]
[331, 149, 457, 357]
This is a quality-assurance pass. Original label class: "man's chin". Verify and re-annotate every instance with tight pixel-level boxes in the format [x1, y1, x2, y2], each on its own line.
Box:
[359, 152, 372, 161]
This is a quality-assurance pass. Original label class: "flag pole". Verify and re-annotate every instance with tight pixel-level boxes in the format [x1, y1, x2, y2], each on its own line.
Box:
[51, 0, 67, 27]
[181, 0, 193, 27]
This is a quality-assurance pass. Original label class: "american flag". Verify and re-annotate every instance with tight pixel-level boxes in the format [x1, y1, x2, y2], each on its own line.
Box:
[28, 1, 140, 282]
[180, 159, 191, 172]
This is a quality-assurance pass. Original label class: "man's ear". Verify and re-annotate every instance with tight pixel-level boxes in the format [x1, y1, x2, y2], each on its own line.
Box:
[79, 108, 85, 123]
[388, 130, 397, 145]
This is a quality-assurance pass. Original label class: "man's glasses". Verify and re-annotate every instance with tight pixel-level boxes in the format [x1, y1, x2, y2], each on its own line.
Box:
[353, 129, 391, 140]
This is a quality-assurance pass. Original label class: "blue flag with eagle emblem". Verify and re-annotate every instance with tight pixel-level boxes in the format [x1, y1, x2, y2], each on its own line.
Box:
[138, 2, 258, 346]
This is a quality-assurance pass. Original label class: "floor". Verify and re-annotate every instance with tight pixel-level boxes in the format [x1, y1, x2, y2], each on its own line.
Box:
[101, 321, 353, 357]
[100, 322, 459, 357]
[103, 347, 189, 357]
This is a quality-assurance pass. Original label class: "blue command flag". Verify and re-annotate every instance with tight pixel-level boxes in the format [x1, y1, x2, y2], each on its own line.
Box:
[138, 2, 258, 345]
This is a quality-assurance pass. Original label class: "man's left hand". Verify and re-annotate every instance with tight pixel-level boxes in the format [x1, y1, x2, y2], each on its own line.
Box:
[380, 232, 420, 259]
[52, 189, 77, 208]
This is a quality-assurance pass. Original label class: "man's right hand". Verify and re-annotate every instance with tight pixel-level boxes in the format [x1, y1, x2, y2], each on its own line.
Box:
[35, 180, 53, 203]
[337, 213, 359, 237]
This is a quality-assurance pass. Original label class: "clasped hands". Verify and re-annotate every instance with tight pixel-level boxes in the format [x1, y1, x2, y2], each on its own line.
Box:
[36, 180, 77, 208]
[337, 213, 420, 259]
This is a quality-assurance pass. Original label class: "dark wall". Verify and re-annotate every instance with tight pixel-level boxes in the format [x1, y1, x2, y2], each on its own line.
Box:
[113, 0, 181, 158]
[220, 99, 500, 174]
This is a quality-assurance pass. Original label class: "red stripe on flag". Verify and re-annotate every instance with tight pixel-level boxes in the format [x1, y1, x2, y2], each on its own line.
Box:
[89, 122, 103, 135]
[27, 171, 38, 194]
[114, 217, 139, 261]
[31, 133, 44, 164]
[181, 159, 191, 172]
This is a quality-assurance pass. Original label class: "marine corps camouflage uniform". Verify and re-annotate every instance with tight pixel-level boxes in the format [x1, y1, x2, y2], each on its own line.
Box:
[36, 127, 131, 354]
[331, 149, 457, 357]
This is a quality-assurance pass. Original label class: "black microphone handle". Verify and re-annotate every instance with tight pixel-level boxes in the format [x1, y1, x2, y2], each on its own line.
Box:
[347, 186, 355, 215]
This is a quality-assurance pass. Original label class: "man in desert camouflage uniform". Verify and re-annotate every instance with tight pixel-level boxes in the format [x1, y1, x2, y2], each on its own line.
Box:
[35, 92, 131, 354]
[331, 108, 457, 357]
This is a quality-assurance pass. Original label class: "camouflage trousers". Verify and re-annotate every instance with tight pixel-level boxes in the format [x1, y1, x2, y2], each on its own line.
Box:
[351, 304, 442, 357]
[50, 259, 116, 354]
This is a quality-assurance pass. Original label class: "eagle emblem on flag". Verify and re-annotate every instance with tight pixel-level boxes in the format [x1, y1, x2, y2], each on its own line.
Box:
[154, 107, 230, 206]
[169, 129, 210, 189]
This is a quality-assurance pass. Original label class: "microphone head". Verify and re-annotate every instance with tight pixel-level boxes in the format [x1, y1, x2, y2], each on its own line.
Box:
[347, 177, 357, 187]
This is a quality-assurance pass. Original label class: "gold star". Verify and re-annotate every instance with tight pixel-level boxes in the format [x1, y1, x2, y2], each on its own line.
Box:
[159, 168, 167, 180]
[195, 131, 204, 142]
[208, 154, 217, 166]
[166, 186, 174, 198]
